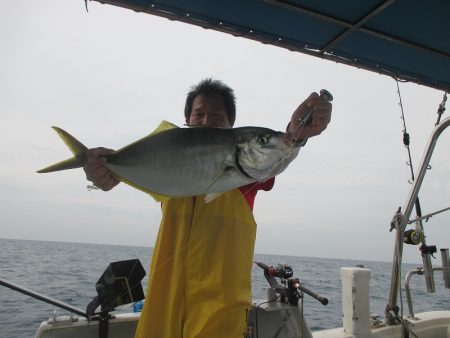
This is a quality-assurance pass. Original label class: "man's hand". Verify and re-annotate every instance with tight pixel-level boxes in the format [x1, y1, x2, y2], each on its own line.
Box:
[287, 92, 332, 142]
[84, 148, 119, 191]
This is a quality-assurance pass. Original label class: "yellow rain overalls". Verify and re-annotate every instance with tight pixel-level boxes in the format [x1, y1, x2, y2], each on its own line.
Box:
[135, 186, 268, 338]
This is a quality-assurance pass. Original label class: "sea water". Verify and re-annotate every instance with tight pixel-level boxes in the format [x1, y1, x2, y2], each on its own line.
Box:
[0, 239, 448, 338]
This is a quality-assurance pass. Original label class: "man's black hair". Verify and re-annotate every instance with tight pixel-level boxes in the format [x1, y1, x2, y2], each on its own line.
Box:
[184, 78, 236, 124]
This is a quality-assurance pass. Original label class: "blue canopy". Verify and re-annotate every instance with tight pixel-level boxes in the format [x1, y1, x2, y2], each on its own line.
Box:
[93, 0, 450, 92]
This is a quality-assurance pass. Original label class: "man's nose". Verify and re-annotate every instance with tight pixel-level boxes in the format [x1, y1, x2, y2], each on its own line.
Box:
[201, 114, 212, 127]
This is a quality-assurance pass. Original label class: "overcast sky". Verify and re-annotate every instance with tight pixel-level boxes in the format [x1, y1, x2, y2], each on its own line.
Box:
[1, 0, 449, 264]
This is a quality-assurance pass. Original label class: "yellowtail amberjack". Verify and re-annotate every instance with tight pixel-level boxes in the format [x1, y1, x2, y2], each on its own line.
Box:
[38, 121, 297, 201]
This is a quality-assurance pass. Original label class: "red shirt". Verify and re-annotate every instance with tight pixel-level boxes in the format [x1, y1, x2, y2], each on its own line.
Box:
[239, 177, 275, 210]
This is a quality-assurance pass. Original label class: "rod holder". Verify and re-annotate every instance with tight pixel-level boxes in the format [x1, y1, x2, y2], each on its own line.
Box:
[386, 117, 450, 317]
[405, 268, 422, 319]
[422, 254, 435, 293]
[441, 248, 450, 289]
[404, 267, 443, 319]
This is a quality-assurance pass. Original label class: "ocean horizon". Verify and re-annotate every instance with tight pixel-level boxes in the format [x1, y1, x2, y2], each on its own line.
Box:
[1, 238, 448, 337]
[0, 236, 409, 264]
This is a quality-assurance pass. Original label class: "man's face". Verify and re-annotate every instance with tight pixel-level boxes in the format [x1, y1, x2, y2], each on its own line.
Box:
[187, 93, 233, 128]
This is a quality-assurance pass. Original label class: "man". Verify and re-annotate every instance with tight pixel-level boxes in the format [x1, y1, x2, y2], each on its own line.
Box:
[84, 79, 332, 337]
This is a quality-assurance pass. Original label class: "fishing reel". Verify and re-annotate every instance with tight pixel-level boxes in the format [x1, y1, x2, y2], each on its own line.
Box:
[404, 229, 424, 245]
[261, 263, 294, 285]
[254, 261, 328, 306]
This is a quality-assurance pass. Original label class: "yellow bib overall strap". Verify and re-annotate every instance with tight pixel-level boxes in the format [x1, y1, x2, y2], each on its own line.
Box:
[135, 189, 257, 338]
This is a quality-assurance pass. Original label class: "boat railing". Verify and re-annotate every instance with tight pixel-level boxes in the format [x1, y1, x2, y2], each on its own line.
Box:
[404, 264, 448, 319]
[385, 116, 450, 325]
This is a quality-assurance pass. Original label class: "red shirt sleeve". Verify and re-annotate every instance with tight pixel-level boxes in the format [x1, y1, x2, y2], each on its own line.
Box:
[239, 177, 275, 210]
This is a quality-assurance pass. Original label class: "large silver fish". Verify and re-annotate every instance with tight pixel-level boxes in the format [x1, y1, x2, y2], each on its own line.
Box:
[38, 121, 298, 201]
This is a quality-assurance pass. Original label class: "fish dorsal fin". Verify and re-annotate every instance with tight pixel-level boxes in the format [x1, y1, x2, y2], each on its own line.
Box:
[116, 120, 179, 153]
[149, 120, 179, 135]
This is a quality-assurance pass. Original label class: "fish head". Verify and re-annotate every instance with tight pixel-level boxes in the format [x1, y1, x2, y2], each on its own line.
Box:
[236, 127, 294, 180]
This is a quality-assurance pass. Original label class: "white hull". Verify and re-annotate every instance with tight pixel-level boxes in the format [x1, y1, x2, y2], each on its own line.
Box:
[35, 311, 450, 338]
[314, 311, 450, 338]
[34, 266, 450, 338]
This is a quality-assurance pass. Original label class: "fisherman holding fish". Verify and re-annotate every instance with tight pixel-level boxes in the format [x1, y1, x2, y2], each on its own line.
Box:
[54, 78, 332, 337]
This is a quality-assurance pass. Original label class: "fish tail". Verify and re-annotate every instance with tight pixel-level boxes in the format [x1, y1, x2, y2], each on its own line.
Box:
[37, 126, 88, 173]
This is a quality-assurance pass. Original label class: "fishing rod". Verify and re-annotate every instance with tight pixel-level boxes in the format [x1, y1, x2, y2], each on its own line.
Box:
[254, 261, 328, 306]
[395, 88, 448, 245]
[0, 259, 146, 321]
[395, 80, 425, 246]
[0, 277, 87, 317]
[386, 88, 449, 325]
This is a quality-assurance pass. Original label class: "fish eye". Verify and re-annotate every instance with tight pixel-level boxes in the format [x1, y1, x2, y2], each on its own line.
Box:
[258, 135, 270, 144]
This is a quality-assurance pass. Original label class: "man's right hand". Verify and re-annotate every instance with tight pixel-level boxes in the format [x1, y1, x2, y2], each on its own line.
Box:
[84, 148, 119, 191]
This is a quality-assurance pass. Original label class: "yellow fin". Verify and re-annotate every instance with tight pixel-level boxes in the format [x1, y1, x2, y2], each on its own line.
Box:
[116, 120, 179, 153]
[37, 157, 85, 173]
[149, 120, 179, 135]
[37, 127, 87, 173]
[114, 173, 171, 202]
[51, 126, 87, 156]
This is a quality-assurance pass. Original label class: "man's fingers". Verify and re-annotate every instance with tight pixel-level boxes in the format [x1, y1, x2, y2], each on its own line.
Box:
[86, 147, 114, 163]
[288, 92, 332, 140]
[84, 158, 106, 180]
[292, 92, 319, 120]
[86, 165, 109, 183]
[96, 174, 119, 191]
[310, 102, 332, 126]
[83, 147, 119, 191]
[86, 166, 119, 191]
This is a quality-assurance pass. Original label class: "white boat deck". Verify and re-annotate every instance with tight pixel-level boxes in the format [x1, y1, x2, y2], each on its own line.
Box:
[34, 267, 450, 338]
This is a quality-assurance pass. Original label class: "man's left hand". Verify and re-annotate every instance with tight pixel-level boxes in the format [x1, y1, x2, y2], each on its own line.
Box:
[287, 92, 332, 142]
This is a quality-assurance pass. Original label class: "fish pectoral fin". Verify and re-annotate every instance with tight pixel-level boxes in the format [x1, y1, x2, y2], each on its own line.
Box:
[202, 166, 235, 192]
[201, 166, 236, 204]
[223, 153, 235, 167]
[204, 193, 224, 204]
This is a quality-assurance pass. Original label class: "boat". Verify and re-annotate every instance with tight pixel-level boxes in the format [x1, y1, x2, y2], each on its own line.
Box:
[1, 0, 449, 337]
[18, 115, 450, 337]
